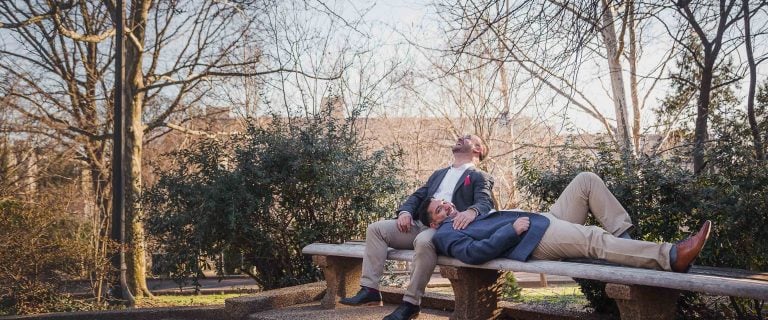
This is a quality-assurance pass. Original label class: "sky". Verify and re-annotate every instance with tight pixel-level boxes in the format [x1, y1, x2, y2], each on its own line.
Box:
[315, 0, 768, 135]
[348, 0, 649, 133]
[4, 0, 764, 136]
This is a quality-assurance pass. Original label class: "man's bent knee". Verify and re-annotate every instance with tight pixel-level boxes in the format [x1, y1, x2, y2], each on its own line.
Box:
[366, 220, 389, 239]
[413, 236, 435, 251]
[576, 171, 601, 182]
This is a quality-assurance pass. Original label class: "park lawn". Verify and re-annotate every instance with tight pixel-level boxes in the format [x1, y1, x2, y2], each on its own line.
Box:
[134, 285, 587, 309]
[518, 284, 588, 306]
[134, 293, 247, 308]
[428, 283, 587, 309]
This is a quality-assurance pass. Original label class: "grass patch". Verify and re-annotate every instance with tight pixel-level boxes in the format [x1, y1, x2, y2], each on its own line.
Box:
[134, 293, 248, 308]
[517, 284, 587, 307]
[429, 282, 588, 310]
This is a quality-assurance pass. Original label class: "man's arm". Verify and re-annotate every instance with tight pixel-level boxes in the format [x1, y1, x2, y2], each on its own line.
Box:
[433, 223, 521, 265]
[396, 184, 428, 217]
[395, 169, 441, 217]
[393, 170, 442, 232]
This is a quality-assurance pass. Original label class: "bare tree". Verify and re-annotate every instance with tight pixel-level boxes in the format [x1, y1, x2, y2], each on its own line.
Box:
[433, 0, 680, 160]
[1, 1, 117, 300]
[663, 0, 768, 172]
[673, 0, 741, 173]
[741, 0, 766, 161]
[105, 0, 347, 298]
[395, 2, 557, 208]
[1, 0, 347, 300]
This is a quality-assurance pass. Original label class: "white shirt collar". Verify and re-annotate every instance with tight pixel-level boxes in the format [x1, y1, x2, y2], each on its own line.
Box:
[450, 162, 475, 171]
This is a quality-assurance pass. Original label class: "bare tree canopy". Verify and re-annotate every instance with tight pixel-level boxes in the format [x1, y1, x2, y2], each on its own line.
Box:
[1, 0, 768, 312]
[1, 0, 361, 301]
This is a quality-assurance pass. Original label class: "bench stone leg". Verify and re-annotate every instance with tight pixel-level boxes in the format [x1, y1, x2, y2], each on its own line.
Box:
[605, 283, 680, 320]
[440, 266, 502, 320]
[312, 255, 362, 309]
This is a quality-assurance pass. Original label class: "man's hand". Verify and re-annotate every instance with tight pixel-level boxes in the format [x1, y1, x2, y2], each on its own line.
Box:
[512, 217, 530, 235]
[397, 212, 413, 233]
[452, 209, 477, 230]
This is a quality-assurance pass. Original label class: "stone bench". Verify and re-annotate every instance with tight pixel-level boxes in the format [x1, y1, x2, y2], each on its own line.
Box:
[302, 242, 768, 320]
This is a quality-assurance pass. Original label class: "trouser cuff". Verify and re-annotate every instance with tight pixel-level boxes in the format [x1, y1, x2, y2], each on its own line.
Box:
[360, 279, 379, 290]
[402, 295, 419, 305]
[615, 223, 634, 238]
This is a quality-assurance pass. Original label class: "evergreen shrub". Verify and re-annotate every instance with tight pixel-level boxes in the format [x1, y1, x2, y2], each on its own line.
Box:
[144, 111, 408, 290]
[518, 144, 768, 318]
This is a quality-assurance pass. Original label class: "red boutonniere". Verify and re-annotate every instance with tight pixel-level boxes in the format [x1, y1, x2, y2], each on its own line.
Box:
[464, 175, 471, 186]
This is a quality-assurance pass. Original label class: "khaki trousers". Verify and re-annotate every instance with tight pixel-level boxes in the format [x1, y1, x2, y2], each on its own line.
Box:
[531, 172, 673, 270]
[361, 220, 436, 305]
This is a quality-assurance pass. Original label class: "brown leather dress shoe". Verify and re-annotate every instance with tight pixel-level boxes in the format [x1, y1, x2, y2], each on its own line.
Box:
[671, 220, 712, 272]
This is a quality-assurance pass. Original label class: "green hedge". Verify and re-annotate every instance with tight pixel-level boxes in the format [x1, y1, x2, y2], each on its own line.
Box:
[518, 146, 768, 318]
[144, 112, 408, 290]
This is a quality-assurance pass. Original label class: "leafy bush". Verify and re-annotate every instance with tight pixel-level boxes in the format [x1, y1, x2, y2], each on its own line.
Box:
[0, 198, 98, 315]
[518, 142, 768, 318]
[144, 111, 408, 290]
[500, 272, 522, 302]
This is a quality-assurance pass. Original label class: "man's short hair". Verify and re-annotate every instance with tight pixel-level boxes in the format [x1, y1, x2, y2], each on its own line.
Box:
[470, 135, 488, 161]
[417, 198, 432, 226]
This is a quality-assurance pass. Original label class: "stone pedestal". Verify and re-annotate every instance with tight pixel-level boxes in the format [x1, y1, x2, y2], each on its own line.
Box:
[605, 283, 680, 320]
[312, 255, 363, 309]
[440, 266, 502, 320]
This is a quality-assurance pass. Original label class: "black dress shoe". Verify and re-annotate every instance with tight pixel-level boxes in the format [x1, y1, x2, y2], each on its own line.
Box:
[339, 286, 382, 306]
[383, 301, 420, 320]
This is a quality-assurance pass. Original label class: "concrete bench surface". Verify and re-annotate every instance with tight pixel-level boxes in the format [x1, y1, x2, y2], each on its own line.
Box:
[303, 242, 768, 320]
[302, 242, 768, 300]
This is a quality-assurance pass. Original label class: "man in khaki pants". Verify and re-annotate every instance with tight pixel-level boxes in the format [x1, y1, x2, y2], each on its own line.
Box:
[425, 172, 711, 273]
[340, 134, 495, 320]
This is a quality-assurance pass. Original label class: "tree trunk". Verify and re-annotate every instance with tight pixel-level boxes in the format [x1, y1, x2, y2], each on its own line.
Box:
[85, 159, 111, 302]
[599, 0, 634, 157]
[627, 3, 642, 155]
[495, 10, 517, 207]
[124, 93, 151, 297]
[693, 54, 715, 174]
[123, 0, 152, 298]
[742, 0, 765, 161]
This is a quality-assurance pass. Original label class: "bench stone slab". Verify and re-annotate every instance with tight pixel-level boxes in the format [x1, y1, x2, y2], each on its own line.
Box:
[303, 242, 768, 320]
[303, 243, 768, 300]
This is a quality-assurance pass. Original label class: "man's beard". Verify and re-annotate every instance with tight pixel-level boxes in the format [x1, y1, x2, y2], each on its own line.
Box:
[452, 145, 471, 154]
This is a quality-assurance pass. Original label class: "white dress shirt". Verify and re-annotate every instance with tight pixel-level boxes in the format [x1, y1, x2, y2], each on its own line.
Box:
[432, 163, 474, 202]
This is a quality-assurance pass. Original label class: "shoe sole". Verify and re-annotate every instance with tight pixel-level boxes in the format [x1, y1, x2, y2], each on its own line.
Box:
[339, 300, 383, 307]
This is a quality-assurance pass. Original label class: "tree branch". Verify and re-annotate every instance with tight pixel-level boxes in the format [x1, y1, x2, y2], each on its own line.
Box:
[161, 122, 239, 139]
[51, 9, 115, 43]
[140, 67, 343, 92]
[0, 0, 76, 29]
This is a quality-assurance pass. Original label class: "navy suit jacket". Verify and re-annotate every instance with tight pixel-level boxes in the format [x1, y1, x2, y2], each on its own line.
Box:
[432, 210, 550, 264]
[396, 166, 494, 223]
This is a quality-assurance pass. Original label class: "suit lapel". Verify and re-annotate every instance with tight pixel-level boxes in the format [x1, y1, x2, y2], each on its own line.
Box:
[429, 167, 450, 196]
[452, 167, 473, 194]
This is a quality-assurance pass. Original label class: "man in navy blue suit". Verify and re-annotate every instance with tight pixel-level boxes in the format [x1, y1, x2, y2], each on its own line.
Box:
[339, 134, 495, 320]
[423, 172, 711, 273]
